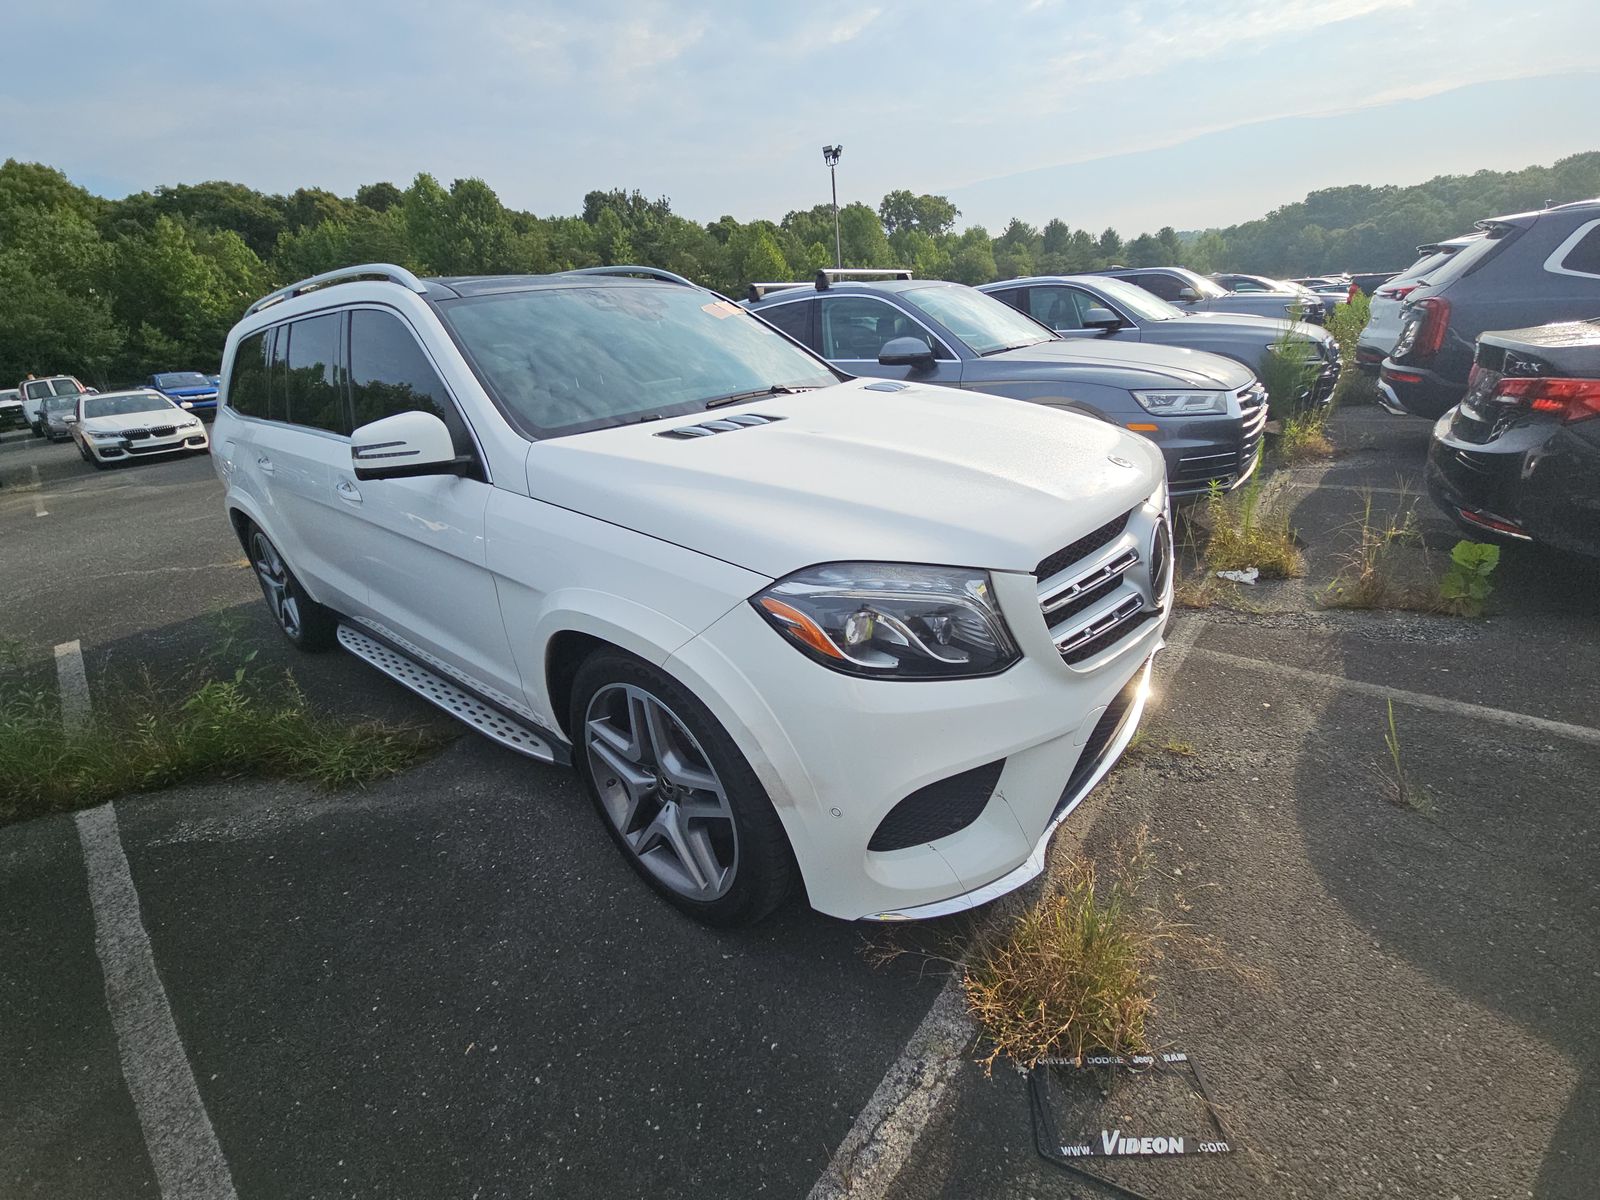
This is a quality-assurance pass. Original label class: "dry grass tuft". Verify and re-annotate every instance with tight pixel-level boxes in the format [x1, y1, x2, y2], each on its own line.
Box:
[1202, 475, 1305, 579]
[963, 828, 1160, 1070]
[1276, 411, 1336, 466]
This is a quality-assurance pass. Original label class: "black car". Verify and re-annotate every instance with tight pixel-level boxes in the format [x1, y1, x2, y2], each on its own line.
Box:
[1381, 197, 1600, 420]
[1426, 319, 1600, 557]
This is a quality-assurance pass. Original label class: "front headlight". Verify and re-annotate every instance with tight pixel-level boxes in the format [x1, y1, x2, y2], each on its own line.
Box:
[1267, 340, 1324, 364]
[89, 429, 124, 440]
[180, 418, 202, 429]
[1131, 389, 1228, 416]
[753, 563, 1020, 679]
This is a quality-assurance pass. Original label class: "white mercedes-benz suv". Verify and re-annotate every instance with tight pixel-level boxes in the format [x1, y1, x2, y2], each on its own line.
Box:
[212, 264, 1172, 926]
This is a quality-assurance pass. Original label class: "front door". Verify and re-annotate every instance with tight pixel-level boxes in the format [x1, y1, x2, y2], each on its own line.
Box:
[817, 295, 965, 387]
[336, 306, 524, 708]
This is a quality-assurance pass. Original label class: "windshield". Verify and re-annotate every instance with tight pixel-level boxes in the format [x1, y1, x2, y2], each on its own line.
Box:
[155, 372, 212, 389]
[43, 396, 77, 413]
[82, 393, 174, 419]
[1088, 277, 1184, 322]
[438, 284, 839, 437]
[906, 284, 1053, 355]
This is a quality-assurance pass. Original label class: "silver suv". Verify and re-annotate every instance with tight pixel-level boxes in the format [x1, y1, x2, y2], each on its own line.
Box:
[1091, 267, 1327, 325]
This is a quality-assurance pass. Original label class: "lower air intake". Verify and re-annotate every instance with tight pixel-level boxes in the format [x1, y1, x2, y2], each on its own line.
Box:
[868, 759, 1005, 852]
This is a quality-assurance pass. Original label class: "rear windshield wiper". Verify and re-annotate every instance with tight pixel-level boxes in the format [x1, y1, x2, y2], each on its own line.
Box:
[704, 384, 818, 410]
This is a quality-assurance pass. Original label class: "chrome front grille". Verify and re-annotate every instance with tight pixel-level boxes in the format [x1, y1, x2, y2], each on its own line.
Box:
[1034, 505, 1168, 667]
[1238, 384, 1269, 474]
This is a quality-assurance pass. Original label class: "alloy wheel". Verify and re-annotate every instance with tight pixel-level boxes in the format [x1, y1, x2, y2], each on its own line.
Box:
[584, 683, 739, 902]
[250, 531, 302, 640]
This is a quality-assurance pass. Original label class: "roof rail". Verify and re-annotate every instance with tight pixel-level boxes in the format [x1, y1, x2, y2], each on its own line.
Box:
[245, 263, 428, 317]
[563, 265, 701, 288]
[815, 267, 913, 290]
[747, 281, 813, 302]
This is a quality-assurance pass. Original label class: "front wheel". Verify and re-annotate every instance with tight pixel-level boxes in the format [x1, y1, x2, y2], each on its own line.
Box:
[247, 525, 338, 651]
[571, 651, 795, 926]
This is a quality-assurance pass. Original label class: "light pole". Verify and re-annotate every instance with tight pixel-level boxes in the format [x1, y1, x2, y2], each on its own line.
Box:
[822, 144, 843, 268]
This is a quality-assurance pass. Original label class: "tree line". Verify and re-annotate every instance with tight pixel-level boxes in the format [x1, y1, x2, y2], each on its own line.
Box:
[2, 151, 1595, 387]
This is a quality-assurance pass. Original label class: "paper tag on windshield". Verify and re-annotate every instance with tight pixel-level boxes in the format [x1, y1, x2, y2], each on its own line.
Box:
[702, 300, 741, 318]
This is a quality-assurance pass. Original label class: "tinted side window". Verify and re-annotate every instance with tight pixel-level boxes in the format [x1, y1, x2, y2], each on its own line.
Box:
[349, 309, 472, 455]
[283, 314, 348, 434]
[820, 296, 936, 360]
[1026, 287, 1078, 330]
[228, 330, 272, 418]
[1134, 273, 1184, 301]
[1558, 222, 1600, 277]
[759, 301, 813, 347]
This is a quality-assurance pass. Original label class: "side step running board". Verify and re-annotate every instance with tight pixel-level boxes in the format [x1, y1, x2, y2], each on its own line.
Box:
[337, 624, 562, 764]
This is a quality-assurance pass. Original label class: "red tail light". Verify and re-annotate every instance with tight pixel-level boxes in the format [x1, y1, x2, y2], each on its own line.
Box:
[1494, 375, 1600, 423]
[1378, 284, 1418, 301]
[1410, 297, 1450, 358]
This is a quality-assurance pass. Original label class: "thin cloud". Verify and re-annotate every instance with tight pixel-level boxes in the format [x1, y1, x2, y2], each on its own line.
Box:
[789, 7, 884, 55]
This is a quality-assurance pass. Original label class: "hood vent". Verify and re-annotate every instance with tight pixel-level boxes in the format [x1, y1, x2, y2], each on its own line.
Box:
[656, 413, 786, 440]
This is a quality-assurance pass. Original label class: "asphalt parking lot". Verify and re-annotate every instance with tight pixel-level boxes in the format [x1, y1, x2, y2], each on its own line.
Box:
[3, 409, 1598, 1199]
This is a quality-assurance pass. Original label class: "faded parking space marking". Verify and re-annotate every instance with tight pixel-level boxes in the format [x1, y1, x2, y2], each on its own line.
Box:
[56, 635, 239, 1200]
[1188, 644, 1600, 747]
[32, 464, 46, 516]
[76, 806, 240, 1200]
[53, 640, 91, 732]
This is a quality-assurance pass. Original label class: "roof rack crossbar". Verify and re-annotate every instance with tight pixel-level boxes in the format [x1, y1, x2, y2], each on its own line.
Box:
[245, 263, 428, 317]
[747, 281, 814, 302]
[563, 265, 700, 288]
[815, 267, 913, 290]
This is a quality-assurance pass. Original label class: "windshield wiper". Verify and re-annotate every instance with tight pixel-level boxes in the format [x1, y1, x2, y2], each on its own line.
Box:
[978, 339, 1048, 357]
[703, 384, 818, 410]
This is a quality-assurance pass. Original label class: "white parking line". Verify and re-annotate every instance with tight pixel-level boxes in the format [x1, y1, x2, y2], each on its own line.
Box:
[805, 624, 1202, 1199]
[54, 638, 239, 1200]
[52, 640, 92, 733]
[32, 464, 47, 516]
[1188, 645, 1600, 747]
[75, 806, 240, 1200]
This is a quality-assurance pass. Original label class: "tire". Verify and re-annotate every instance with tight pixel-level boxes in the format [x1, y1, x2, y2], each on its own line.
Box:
[570, 650, 796, 926]
[246, 524, 339, 651]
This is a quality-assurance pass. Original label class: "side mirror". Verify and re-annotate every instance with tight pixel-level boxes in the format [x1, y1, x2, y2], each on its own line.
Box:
[1175, 287, 1201, 302]
[878, 336, 936, 369]
[1082, 306, 1121, 332]
[351, 411, 473, 481]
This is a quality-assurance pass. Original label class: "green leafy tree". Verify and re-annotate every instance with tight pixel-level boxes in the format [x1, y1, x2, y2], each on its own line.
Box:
[1096, 227, 1125, 264]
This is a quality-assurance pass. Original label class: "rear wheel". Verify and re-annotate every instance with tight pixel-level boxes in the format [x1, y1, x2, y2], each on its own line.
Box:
[571, 651, 795, 926]
[247, 525, 338, 651]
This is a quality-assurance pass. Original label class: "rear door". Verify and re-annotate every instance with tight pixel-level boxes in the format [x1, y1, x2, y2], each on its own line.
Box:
[240, 312, 371, 613]
[338, 306, 522, 704]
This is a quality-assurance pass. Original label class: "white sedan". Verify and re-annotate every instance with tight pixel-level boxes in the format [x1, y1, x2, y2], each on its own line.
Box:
[72, 389, 210, 468]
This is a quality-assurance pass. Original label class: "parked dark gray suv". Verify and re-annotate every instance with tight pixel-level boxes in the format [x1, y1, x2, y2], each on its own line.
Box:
[745, 270, 1267, 497]
[1380, 197, 1600, 419]
[979, 274, 1340, 407]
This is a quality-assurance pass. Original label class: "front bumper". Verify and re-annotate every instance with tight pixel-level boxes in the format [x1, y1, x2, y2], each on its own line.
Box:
[86, 426, 210, 461]
[1153, 385, 1270, 498]
[666, 502, 1172, 922]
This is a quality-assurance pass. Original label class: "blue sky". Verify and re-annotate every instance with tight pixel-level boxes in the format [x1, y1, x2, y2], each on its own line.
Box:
[4, 0, 1597, 234]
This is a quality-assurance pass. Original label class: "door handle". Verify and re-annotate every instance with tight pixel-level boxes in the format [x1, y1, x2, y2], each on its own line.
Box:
[256, 455, 275, 475]
[336, 479, 362, 503]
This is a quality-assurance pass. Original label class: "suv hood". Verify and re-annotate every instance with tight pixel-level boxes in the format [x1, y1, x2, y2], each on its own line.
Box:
[983, 338, 1255, 390]
[524, 379, 1164, 579]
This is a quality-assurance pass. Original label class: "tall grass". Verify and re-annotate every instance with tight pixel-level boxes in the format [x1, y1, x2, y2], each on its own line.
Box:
[964, 829, 1159, 1068]
[1202, 474, 1305, 578]
[0, 669, 444, 827]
